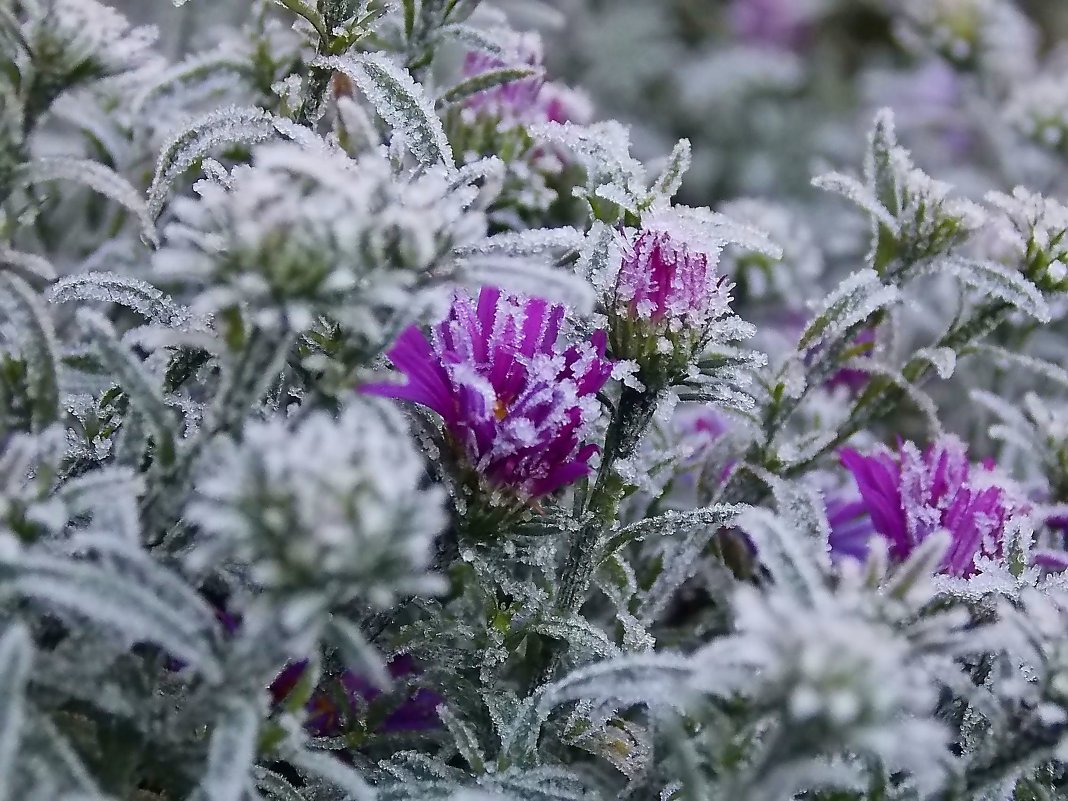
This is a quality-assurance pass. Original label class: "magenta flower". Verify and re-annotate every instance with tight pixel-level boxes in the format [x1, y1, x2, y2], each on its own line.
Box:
[825, 494, 878, 562]
[837, 435, 1029, 577]
[363, 287, 613, 502]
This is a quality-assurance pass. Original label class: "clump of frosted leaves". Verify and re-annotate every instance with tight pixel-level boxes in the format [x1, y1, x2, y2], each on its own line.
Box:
[893, 0, 1036, 80]
[691, 577, 951, 795]
[882, 149, 985, 265]
[985, 187, 1068, 292]
[14, 0, 159, 84]
[988, 587, 1068, 755]
[815, 111, 985, 271]
[1005, 73, 1068, 159]
[716, 198, 823, 302]
[186, 397, 446, 606]
[153, 141, 486, 334]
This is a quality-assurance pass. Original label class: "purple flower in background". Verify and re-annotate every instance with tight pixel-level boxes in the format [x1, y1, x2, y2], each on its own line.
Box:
[836, 435, 1029, 576]
[463, 36, 544, 121]
[461, 34, 592, 127]
[825, 494, 877, 561]
[363, 287, 613, 500]
[270, 655, 441, 737]
[728, 0, 816, 50]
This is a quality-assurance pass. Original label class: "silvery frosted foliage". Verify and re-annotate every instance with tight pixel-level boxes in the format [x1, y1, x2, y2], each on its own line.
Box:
[891, 0, 1037, 81]
[187, 397, 445, 604]
[6, 0, 1068, 799]
[153, 140, 485, 338]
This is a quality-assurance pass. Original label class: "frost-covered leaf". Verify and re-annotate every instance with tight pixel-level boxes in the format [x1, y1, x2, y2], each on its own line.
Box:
[77, 309, 177, 459]
[798, 269, 899, 355]
[198, 697, 262, 801]
[316, 53, 454, 170]
[454, 227, 583, 259]
[147, 106, 290, 221]
[14, 157, 156, 245]
[737, 504, 828, 604]
[289, 748, 375, 801]
[326, 615, 390, 690]
[0, 247, 56, 283]
[439, 704, 486, 774]
[931, 257, 1050, 322]
[437, 66, 542, 107]
[272, 0, 328, 41]
[51, 272, 191, 326]
[1, 547, 221, 679]
[649, 138, 691, 203]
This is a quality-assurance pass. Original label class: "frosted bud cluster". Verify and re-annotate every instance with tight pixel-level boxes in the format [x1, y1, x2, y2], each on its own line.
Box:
[986, 187, 1068, 292]
[15, 0, 158, 85]
[894, 0, 1036, 80]
[186, 397, 446, 606]
[692, 581, 950, 796]
[154, 142, 486, 335]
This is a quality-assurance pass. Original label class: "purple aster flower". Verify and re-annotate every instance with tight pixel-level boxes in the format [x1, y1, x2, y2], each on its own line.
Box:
[270, 654, 442, 737]
[463, 37, 544, 122]
[363, 287, 613, 502]
[837, 435, 1030, 577]
[727, 0, 815, 50]
[607, 210, 734, 383]
[461, 34, 592, 129]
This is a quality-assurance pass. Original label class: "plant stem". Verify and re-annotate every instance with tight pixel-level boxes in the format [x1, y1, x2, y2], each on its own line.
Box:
[527, 386, 659, 691]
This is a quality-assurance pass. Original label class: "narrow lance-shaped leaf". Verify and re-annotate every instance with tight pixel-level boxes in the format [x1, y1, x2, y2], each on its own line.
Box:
[648, 138, 691, 203]
[326, 615, 390, 690]
[2, 548, 221, 680]
[315, 53, 454, 170]
[51, 271, 191, 326]
[0, 624, 32, 801]
[147, 106, 281, 221]
[436, 66, 542, 108]
[272, 0, 329, 42]
[0, 247, 56, 283]
[289, 748, 376, 801]
[14, 157, 157, 246]
[936, 256, 1050, 323]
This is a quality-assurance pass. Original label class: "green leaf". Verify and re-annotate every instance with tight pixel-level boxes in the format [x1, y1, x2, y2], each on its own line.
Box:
[0, 274, 60, 430]
[272, 0, 329, 42]
[402, 0, 416, 40]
